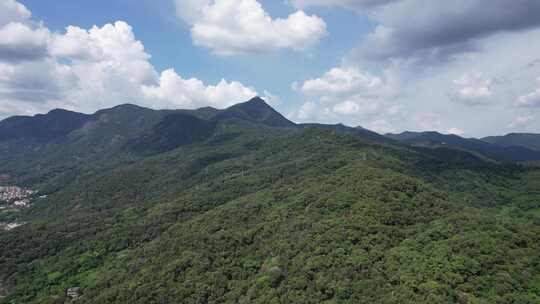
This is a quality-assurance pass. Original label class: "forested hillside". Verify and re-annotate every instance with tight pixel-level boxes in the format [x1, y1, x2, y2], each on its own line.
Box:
[0, 98, 539, 304]
[386, 131, 540, 162]
[482, 133, 540, 151]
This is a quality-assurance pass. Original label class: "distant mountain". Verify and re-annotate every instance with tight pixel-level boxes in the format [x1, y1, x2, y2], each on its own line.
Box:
[3, 100, 539, 165]
[0, 98, 304, 184]
[0, 98, 295, 153]
[386, 131, 540, 162]
[0, 109, 93, 142]
[482, 133, 540, 151]
[212, 97, 296, 128]
[300, 123, 389, 143]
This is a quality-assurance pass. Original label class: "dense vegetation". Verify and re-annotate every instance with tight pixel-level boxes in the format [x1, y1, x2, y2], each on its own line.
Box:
[482, 133, 540, 151]
[0, 98, 539, 303]
[387, 131, 540, 162]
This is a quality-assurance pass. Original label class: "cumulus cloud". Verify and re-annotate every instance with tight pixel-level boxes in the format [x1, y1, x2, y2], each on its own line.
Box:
[0, 1, 264, 118]
[49, 21, 157, 91]
[141, 69, 257, 109]
[329, 3, 540, 135]
[175, 0, 327, 55]
[1, 21, 162, 112]
[0, 0, 50, 63]
[175, 0, 210, 24]
[290, 65, 398, 128]
[296, 66, 383, 96]
[290, 101, 318, 121]
[0, 22, 50, 62]
[332, 97, 381, 116]
[0, 0, 31, 27]
[288, 0, 540, 135]
[0, 59, 76, 103]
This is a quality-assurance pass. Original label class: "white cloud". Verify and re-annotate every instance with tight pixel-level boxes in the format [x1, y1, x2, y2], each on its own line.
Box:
[0, 2, 264, 117]
[50, 25, 113, 61]
[0, 1, 51, 63]
[261, 90, 281, 106]
[516, 77, 540, 107]
[291, 101, 318, 121]
[176, 0, 327, 55]
[51, 21, 157, 87]
[297, 66, 382, 96]
[0, 0, 31, 27]
[341, 26, 540, 136]
[290, 1, 540, 136]
[332, 97, 380, 116]
[175, 0, 210, 24]
[0, 59, 76, 103]
[0, 22, 50, 62]
[141, 69, 257, 109]
[332, 100, 361, 115]
[291, 65, 397, 126]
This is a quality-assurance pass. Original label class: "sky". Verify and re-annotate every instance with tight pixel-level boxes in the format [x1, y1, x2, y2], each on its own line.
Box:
[1, 0, 540, 137]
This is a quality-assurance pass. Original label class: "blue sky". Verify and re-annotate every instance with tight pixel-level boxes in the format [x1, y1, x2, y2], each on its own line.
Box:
[20, 0, 374, 114]
[1, 0, 540, 137]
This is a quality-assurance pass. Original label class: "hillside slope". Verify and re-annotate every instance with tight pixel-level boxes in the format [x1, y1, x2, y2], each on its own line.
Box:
[482, 133, 540, 151]
[0, 99, 539, 304]
[387, 131, 540, 162]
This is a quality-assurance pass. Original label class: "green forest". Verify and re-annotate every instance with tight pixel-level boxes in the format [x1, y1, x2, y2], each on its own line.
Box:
[0, 99, 539, 303]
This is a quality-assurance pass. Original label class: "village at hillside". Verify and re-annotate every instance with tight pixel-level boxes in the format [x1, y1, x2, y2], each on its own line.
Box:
[0, 186, 36, 208]
[0, 186, 40, 231]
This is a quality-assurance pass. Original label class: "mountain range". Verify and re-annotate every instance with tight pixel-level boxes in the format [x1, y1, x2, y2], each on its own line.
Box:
[482, 133, 540, 151]
[0, 97, 539, 303]
[2, 97, 538, 164]
[386, 131, 540, 162]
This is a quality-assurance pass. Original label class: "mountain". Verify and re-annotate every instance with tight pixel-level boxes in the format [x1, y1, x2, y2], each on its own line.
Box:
[386, 131, 540, 162]
[212, 97, 296, 128]
[131, 113, 218, 154]
[0, 99, 539, 304]
[0, 98, 291, 147]
[482, 133, 540, 151]
[300, 123, 390, 143]
[0, 109, 93, 142]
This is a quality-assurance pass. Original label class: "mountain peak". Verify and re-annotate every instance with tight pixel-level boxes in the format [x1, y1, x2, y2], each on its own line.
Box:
[213, 97, 296, 128]
[245, 96, 268, 105]
[95, 103, 148, 115]
[46, 108, 79, 116]
[112, 103, 144, 109]
[235, 96, 274, 112]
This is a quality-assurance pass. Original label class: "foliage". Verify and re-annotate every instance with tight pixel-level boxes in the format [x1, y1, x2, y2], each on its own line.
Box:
[0, 101, 539, 304]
